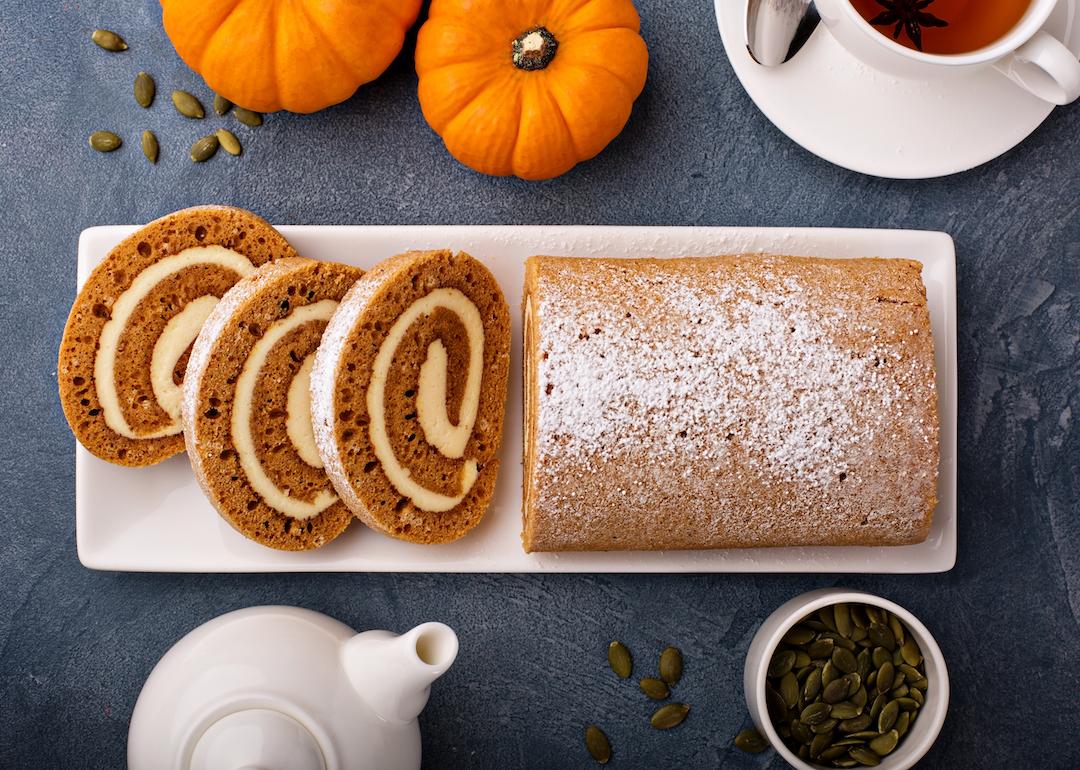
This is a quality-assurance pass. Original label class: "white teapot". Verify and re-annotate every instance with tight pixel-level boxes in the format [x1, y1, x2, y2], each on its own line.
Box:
[128, 606, 458, 770]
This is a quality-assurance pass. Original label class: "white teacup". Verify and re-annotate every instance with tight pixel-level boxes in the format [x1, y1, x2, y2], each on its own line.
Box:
[814, 0, 1080, 104]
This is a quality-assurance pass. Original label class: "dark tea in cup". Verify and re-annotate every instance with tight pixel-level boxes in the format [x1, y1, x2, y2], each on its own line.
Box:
[848, 0, 1033, 54]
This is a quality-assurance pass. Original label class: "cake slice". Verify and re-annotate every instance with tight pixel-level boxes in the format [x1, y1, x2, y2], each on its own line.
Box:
[58, 206, 295, 466]
[522, 254, 939, 552]
[182, 258, 363, 551]
[311, 250, 511, 544]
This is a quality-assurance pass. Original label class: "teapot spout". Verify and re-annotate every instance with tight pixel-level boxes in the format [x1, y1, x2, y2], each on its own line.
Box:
[342, 622, 459, 725]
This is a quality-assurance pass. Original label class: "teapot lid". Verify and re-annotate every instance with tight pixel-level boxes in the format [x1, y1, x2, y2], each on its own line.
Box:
[190, 709, 324, 770]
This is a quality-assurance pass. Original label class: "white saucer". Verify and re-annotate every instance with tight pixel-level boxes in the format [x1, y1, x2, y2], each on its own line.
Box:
[715, 0, 1079, 178]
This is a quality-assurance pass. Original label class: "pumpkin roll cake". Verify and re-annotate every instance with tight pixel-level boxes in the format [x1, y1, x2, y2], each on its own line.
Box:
[522, 255, 939, 552]
[182, 258, 363, 551]
[58, 205, 296, 466]
[311, 250, 511, 544]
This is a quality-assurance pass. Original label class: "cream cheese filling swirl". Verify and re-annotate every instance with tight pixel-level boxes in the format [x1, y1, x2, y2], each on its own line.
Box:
[368, 288, 484, 513]
[232, 300, 340, 521]
[95, 246, 256, 439]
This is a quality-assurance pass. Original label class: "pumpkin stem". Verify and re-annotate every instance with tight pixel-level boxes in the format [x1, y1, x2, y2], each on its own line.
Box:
[512, 26, 558, 71]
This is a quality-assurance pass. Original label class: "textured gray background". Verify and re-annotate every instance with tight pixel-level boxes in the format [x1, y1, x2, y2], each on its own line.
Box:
[1, 0, 1078, 768]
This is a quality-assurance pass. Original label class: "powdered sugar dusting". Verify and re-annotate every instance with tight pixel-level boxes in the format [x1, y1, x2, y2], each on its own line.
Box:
[525, 255, 939, 551]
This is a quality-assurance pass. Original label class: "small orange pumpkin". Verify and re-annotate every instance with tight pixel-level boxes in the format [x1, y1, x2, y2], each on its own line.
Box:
[160, 0, 423, 114]
[416, 0, 649, 180]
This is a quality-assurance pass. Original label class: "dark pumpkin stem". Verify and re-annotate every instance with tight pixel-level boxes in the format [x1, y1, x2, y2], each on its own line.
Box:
[512, 26, 558, 71]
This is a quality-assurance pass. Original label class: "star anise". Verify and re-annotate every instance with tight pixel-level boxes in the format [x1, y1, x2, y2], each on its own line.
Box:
[869, 0, 949, 51]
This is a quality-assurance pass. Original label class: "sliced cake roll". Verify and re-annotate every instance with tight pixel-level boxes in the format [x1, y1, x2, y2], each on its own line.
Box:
[182, 258, 363, 551]
[58, 206, 296, 466]
[311, 250, 510, 545]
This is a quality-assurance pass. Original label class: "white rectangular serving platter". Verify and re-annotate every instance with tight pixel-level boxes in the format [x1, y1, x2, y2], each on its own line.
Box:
[76, 225, 957, 573]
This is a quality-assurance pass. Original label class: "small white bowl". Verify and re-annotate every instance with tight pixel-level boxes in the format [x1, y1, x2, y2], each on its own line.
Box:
[744, 589, 949, 770]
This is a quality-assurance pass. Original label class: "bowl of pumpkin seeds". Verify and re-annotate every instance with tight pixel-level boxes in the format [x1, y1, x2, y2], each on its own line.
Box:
[743, 590, 948, 769]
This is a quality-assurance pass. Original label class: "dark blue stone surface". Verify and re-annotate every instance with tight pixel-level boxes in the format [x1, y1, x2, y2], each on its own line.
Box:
[1, 1, 1078, 768]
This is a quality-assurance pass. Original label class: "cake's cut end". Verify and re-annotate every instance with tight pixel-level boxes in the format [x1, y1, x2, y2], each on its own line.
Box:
[311, 249, 511, 545]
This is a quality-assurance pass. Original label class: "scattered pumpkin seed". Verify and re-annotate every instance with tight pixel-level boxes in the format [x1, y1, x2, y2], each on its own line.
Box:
[172, 90, 205, 119]
[650, 703, 689, 730]
[584, 725, 611, 765]
[659, 646, 683, 685]
[734, 728, 768, 753]
[234, 107, 263, 127]
[89, 131, 121, 152]
[213, 93, 233, 116]
[141, 130, 158, 163]
[639, 677, 669, 700]
[91, 29, 127, 52]
[133, 71, 155, 108]
[190, 134, 219, 162]
[216, 128, 242, 156]
[607, 641, 632, 679]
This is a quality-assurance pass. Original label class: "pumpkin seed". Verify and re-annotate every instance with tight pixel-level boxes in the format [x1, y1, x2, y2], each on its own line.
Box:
[659, 646, 683, 685]
[849, 746, 882, 766]
[834, 761, 859, 769]
[799, 744, 810, 760]
[869, 693, 886, 723]
[830, 702, 862, 721]
[878, 700, 899, 733]
[803, 667, 822, 701]
[794, 651, 812, 669]
[845, 673, 862, 697]
[900, 637, 923, 667]
[823, 678, 849, 704]
[856, 649, 872, 680]
[234, 107, 263, 127]
[734, 728, 768, 753]
[804, 620, 830, 632]
[810, 732, 833, 758]
[866, 606, 887, 626]
[870, 729, 899, 756]
[888, 615, 906, 647]
[868, 624, 896, 652]
[850, 686, 868, 710]
[140, 130, 158, 163]
[812, 718, 838, 735]
[585, 725, 611, 764]
[821, 745, 850, 760]
[607, 641, 632, 679]
[822, 661, 839, 686]
[817, 607, 839, 633]
[834, 604, 852, 638]
[808, 638, 836, 660]
[832, 648, 858, 675]
[650, 703, 689, 730]
[779, 672, 800, 709]
[892, 647, 904, 666]
[89, 131, 121, 152]
[894, 697, 920, 712]
[769, 649, 797, 679]
[190, 134, 219, 162]
[833, 737, 869, 747]
[638, 677, 669, 700]
[910, 687, 925, 706]
[782, 624, 815, 645]
[851, 605, 870, 629]
[839, 713, 872, 733]
[801, 702, 832, 725]
[896, 711, 911, 738]
[791, 719, 813, 744]
[847, 731, 881, 740]
[91, 29, 127, 52]
[851, 624, 868, 643]
[909, 676, 929, 691]
[876, 662, 895, 695]
[172, 90, 205, 119]
[134, 72, 155, 108]
[891, 684, 909, 699]
[766, 683, 788, 722]
[898, 663, 921, 682]
[872, 647, 891, 668]
[213, 93, 233, 116]
[216, 128, 242, 156]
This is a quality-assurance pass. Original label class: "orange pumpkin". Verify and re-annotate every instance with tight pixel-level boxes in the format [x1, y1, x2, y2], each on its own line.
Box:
[160, 0, 423, 114]
[416, 0, 649, 180]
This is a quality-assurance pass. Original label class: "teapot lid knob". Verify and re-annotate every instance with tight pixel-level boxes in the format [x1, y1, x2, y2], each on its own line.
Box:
[189, 709, 325, 770]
